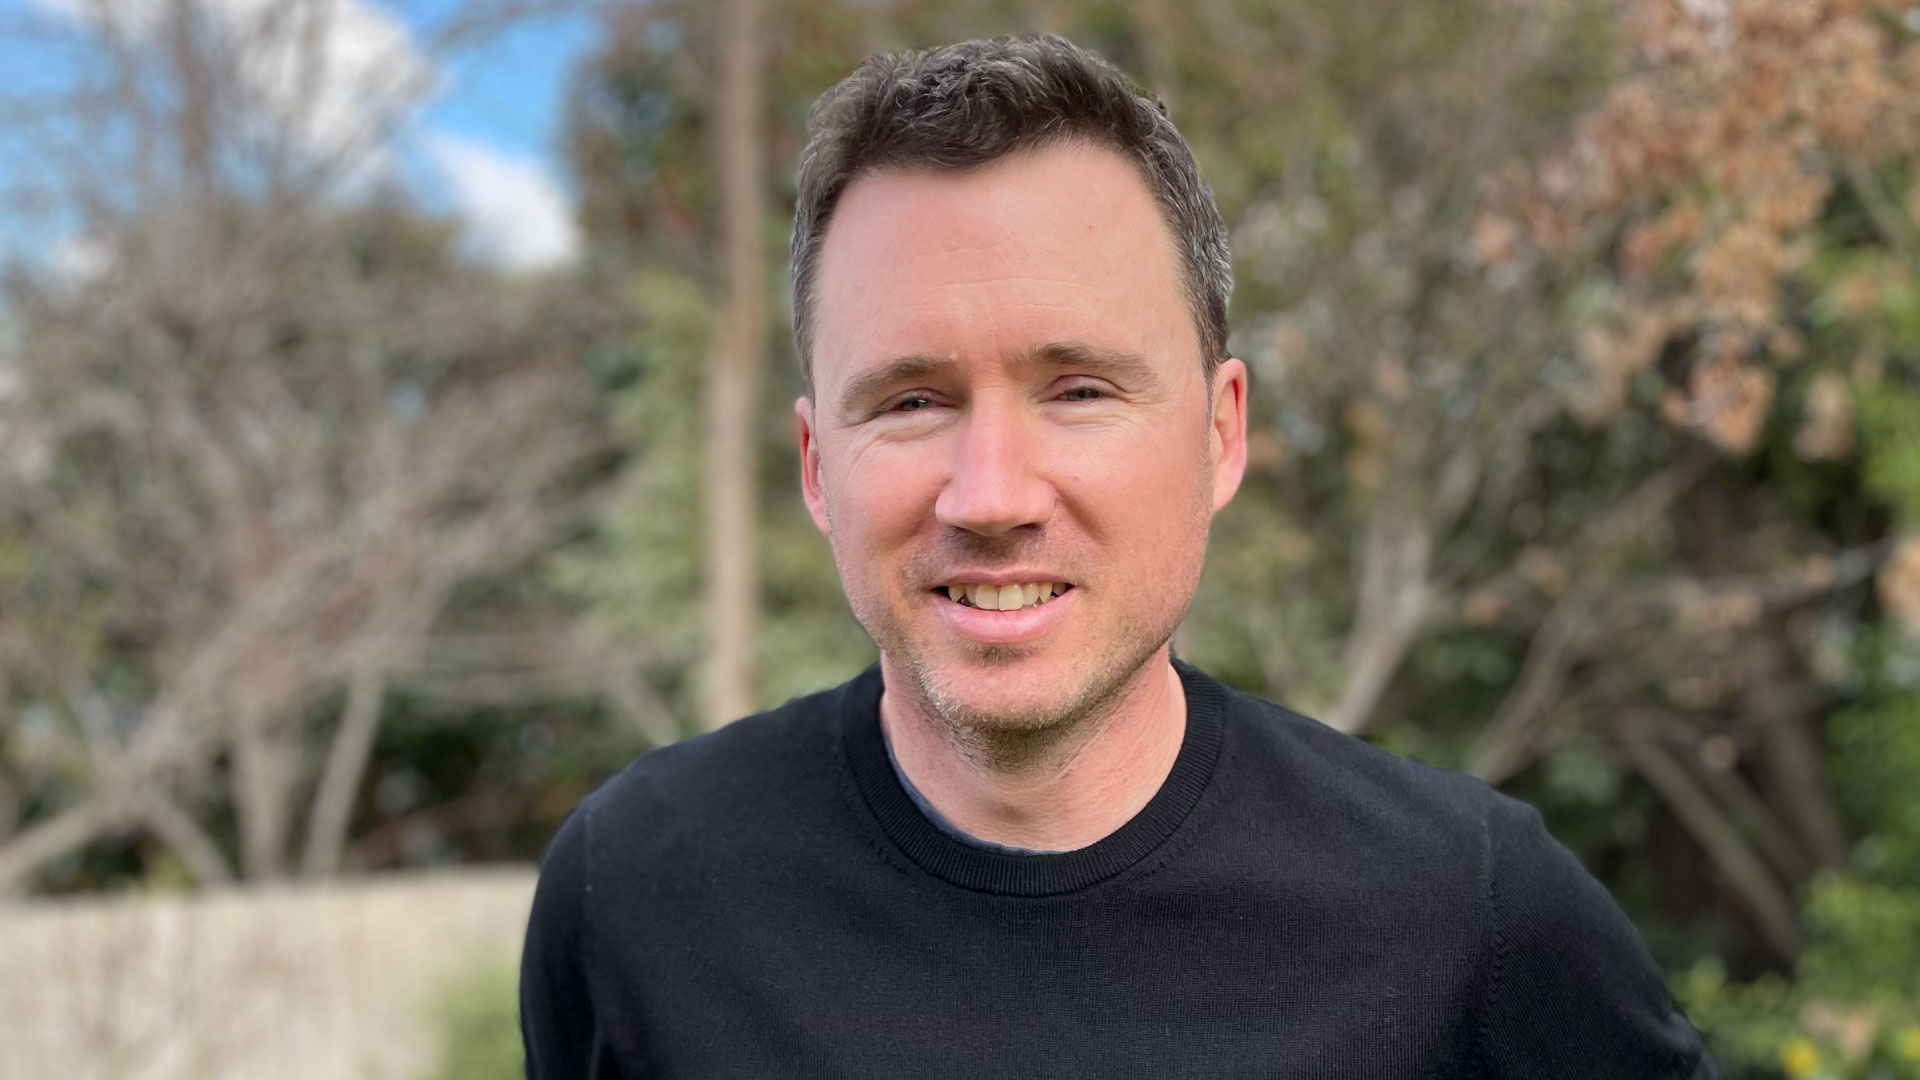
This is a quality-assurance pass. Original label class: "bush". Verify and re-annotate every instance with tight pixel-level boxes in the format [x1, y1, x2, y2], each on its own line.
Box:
[423, 953, 524, 1080]
[1674, 874, 1920, 1080]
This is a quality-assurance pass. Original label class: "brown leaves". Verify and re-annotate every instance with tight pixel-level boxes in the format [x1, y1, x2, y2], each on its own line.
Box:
[1519, 545, 1572, 598]
[1571, 303, 1683, 426]
[1341, 397, 1392, 489]
[1620, 199, 1703, 278]
[1793, 370, 1854, 460]
[1468, 208, 1523, 266]
[1462, 586, 1508, 627]
[1482, 0, 1920, 455]
[1799, 1001, 1882, 1065]
[1660, 350, 1776, 453]
[1875, 534, 1920, 630]
[1691, 220, 1804, 329]
[1674, 581, 1765, 637]
[1803, 15, 1902, 153]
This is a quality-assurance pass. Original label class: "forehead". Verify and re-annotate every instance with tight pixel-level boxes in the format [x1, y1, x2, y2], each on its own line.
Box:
[809, 141, 1193, 394]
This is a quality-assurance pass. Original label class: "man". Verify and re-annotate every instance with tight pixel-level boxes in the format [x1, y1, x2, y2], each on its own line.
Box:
[521, 35, 1722, 1079]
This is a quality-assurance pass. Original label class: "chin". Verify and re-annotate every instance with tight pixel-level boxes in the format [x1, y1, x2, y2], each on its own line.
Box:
[929, 685, 1084, 735]
[913, 646, 1127, 732]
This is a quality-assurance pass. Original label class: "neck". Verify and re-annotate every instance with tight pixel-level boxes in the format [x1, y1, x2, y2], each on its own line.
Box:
[878, 646, 1187, 852]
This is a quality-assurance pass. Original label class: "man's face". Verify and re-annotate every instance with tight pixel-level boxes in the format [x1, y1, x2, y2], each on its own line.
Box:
[797, 142, 1247, 733]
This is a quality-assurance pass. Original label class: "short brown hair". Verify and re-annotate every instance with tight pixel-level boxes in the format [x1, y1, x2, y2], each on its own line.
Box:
[789, 34, 1232, 395]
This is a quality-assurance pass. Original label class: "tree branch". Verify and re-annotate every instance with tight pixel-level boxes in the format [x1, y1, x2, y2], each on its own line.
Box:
[1743, 643, 1849, 872]
[141, 789, 235, 887]
[0, 797, 129, 897]
[1616, 714, 1804, 964]
[1325, 507, 1431, 734]
[1466, 591, 1593, 783]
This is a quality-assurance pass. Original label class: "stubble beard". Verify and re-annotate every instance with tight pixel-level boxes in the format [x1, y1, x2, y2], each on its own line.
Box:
[888, 606, 1179, 774]
[830, 457, 1212, 775]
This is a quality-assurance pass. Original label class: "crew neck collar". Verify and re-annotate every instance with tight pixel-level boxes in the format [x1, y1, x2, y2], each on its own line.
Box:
[839, 658, 1226, 897]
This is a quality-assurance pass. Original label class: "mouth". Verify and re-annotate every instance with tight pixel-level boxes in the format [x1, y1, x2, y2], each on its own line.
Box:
[931, 581, 1074, 611]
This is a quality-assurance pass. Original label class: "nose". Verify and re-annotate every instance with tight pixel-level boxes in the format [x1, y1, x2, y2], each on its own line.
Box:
[933, 398, 1056, 537]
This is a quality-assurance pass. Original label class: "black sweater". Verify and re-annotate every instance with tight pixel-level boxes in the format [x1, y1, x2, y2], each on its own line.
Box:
[520, 660, 1722, 1078]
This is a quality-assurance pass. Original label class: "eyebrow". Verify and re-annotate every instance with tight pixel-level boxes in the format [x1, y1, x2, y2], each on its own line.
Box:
[833, 353, 958, 420]
[1022, 340, 1161, 388]
[832, 340, 1162, 420]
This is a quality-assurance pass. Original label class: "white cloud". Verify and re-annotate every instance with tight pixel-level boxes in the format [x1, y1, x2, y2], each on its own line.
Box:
[31, 0, 575, 274]
[425, 133, 580, 273]
[47, 233, 115, 288]
[31, 0, 435, 166]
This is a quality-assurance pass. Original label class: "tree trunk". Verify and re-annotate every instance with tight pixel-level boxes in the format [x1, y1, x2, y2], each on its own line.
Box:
[233, 708, 297, 880]
[301, 660, 388, 877]
[702, 0, 766, 731]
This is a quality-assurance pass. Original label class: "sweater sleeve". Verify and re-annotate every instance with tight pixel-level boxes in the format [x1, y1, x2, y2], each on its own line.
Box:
[520, 800, 628, 1080]
[1478, 792, 1723, 1079]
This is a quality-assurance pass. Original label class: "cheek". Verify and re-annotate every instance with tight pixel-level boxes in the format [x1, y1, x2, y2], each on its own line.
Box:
[1057, 423, 1204, 497]
[821, 443, 943, 558]
[1058, 427, 1211, 557]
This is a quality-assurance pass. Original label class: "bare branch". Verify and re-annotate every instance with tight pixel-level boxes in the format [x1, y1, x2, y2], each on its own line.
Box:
[0, 797, 129, 897]
[1323, 509, 1431, 734]
[1615, 713, 1805, 964]
[141, 789, 235, 887]
[1467, 591, 1594, 783]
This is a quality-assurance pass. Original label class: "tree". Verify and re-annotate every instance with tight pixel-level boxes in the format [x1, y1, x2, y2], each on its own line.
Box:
[0, 0, 610, 890]
[703, 0, 768, 730]
[1483, 1, 1920, 1071]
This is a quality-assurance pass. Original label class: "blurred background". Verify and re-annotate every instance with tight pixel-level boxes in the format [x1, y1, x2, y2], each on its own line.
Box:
[0, 0, 1917, 1077]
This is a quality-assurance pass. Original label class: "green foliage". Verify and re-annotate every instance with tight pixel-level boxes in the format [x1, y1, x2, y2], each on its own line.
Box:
[1676, 875, 1920, 1080]
[1856, 384, 1920, 527]
[1673, 685, 1920, 1077]
[1829, 697, 1920, 889]
[550, 266, 712, 674]
[422, 954, 523, 1080]
[550, 255, 875, 731]
[1798, 876, 1920, 999]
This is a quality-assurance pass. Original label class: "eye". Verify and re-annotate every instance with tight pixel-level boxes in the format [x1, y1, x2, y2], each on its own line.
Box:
[1057, 384, 1107, 402]
[876, 393, 946, 417]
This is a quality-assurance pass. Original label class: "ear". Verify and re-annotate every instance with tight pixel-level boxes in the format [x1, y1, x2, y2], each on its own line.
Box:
[795, 395, 830, 535]
[1208, 358, 1249, 513]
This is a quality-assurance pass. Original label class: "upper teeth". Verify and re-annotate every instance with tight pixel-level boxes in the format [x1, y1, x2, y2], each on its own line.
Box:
[945, 582, 1066, 611]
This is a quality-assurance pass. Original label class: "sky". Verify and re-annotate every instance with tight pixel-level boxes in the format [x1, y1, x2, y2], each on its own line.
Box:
[0, 0, 598, 273]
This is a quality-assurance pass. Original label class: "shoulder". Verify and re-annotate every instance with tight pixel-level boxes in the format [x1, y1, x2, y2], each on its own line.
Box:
[1195, 666, 1651, 929]
[1203, 671, 1501, 860]
[1206, 676, 1619, 902]
[1188, 674, 1709, 1075]
[573, 671, 862, 847]
[524, 672, 862, 952]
